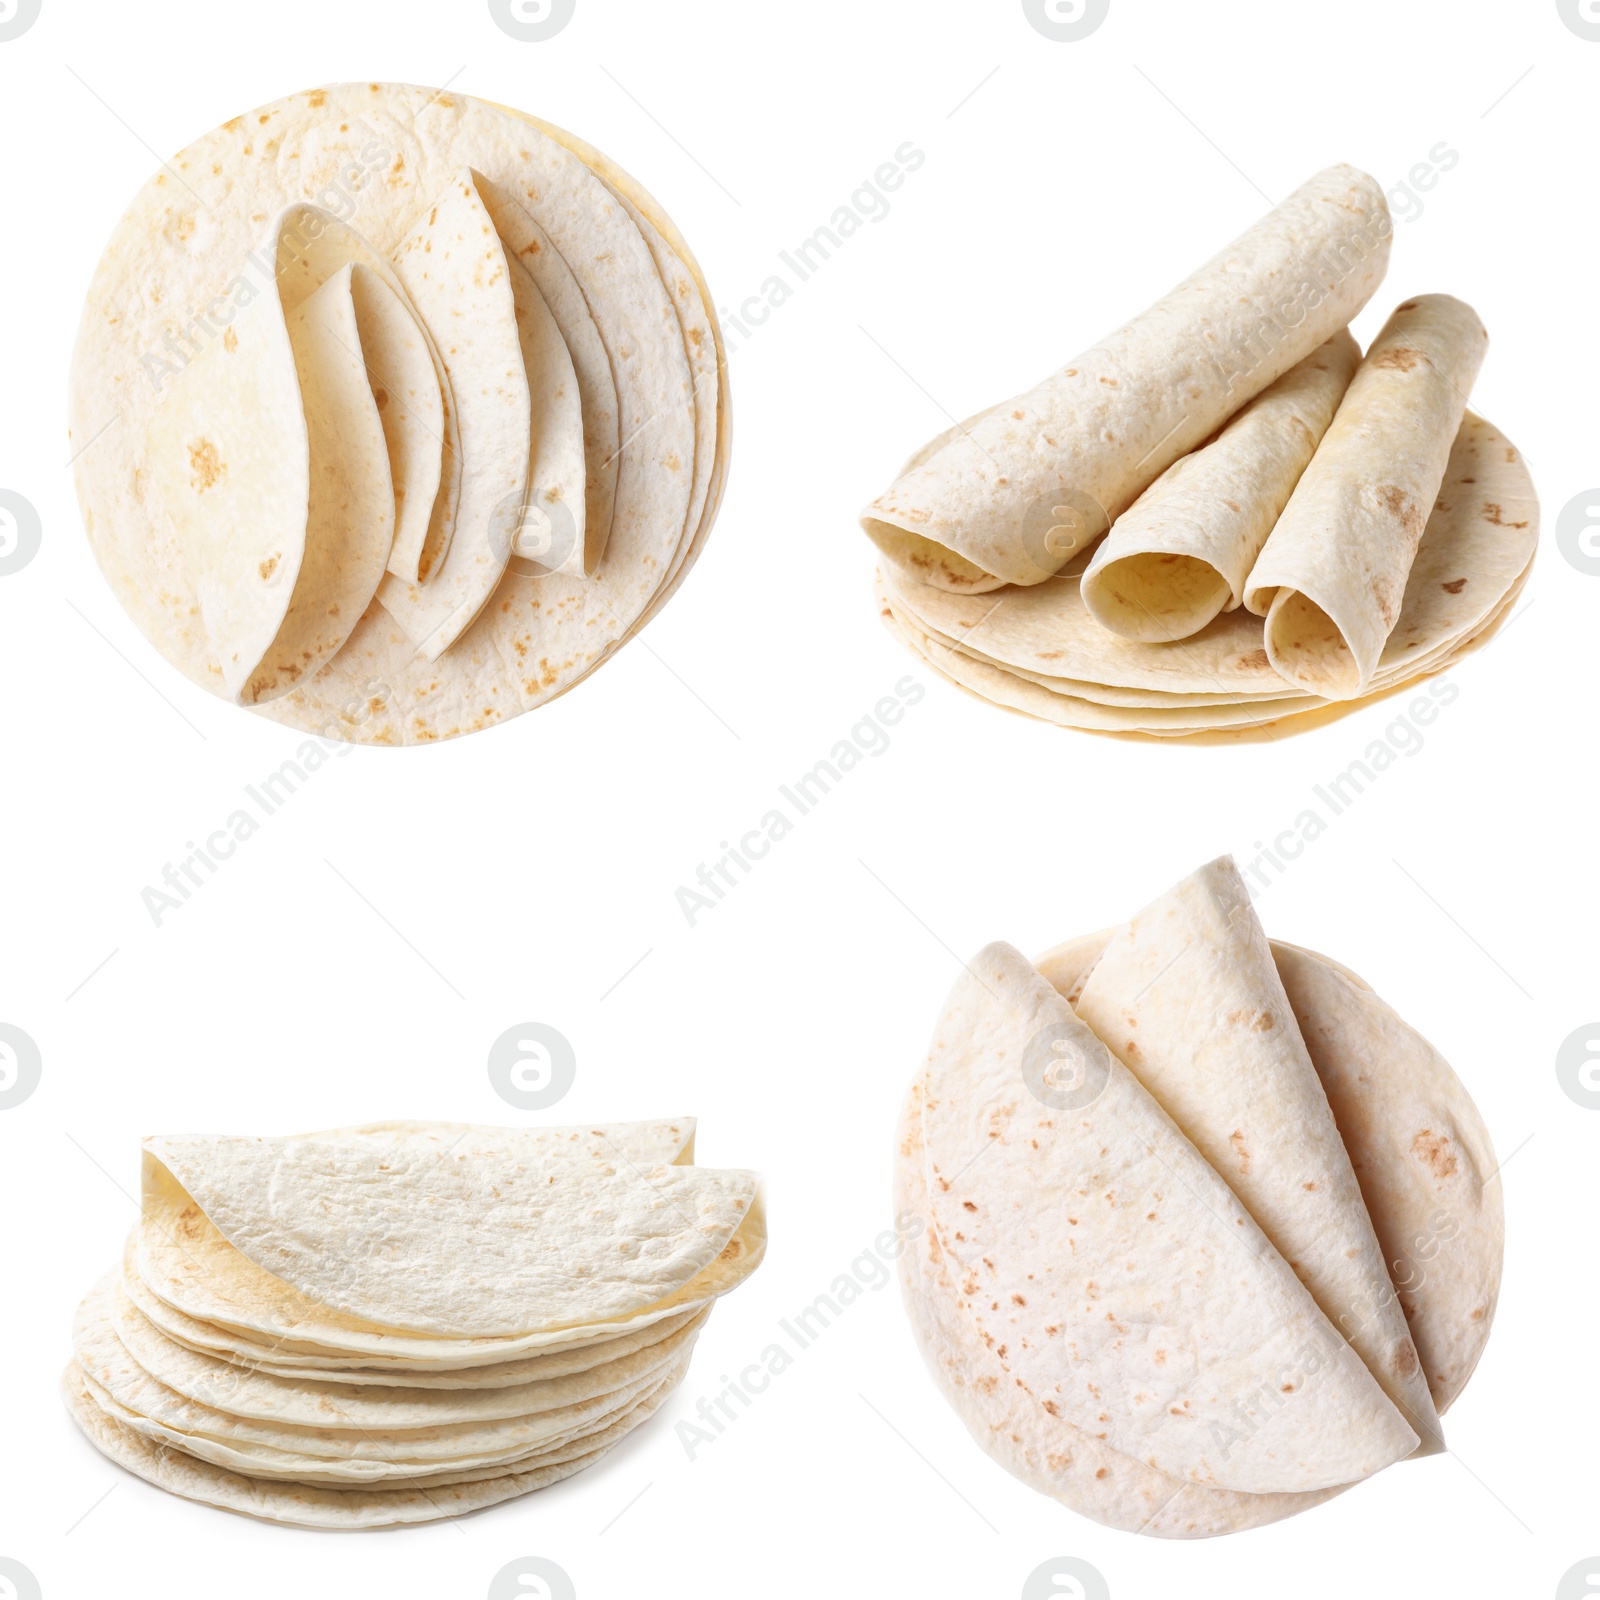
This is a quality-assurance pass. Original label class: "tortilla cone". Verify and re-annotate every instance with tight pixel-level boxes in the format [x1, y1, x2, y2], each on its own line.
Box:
[1034, 932, 1503, 1416]
[1081, 331, 1360, 641]
[862, 165, 1391, 592]
[1245, 295, 1489, 698]
[1073, 858, 1443, 1452]
[919, 941, 1416, 1494]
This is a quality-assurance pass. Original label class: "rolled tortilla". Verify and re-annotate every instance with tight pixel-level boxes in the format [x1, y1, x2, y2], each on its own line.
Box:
[1081, 331, 1359, 640]
[1244, 294, 1488, 698]
[861, 165, 1392, 592]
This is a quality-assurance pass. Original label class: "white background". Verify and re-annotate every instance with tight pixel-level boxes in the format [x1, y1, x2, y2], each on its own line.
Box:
[0, 1, 1595, 1596]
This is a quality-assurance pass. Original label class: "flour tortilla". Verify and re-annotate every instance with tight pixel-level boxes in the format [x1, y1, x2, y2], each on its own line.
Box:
[882, 547, 1527, 739]
[346, 264, 448, 583]
[1073, 858, 1442, 1452]
[120, 1247, 707, 1388]
[1271, 943, 1503, 1413]
[895, 1074, 1341, 1536]
[264, 201, 462, 584]
[140, 221, 310, 702]
[920, 941, 1415, 1493]
[878, 411, 1534, 737]
[76, 1282, 691, 1477]
[241, 264, 395, 704]
[374, 170, 530, 659]
[503, 249, 587, 572]
[477, 178, 620, 575]
[110, 1276, 708, 1425]
[63, 1361, 655, 1527]
[72, 85, 720, 746]
[862, 165, 1391, 591]
[1035, 930, 1502, 1415]
[1081, 332, 1359, 641]
[1245, 296, 1489, 698]
[141, 1132, 758, 1337]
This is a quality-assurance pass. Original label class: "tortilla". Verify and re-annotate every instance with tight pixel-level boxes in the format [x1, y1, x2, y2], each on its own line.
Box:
[67, 1115, 762, 1523]
[919, 941, 1416, 1494]
[877, 410, 1535, 737]
[861, 165, 1391, 591]
[1081, 332, 1359, 640]
[1034, 931, 1503, 1415]
[62, 1361, 658, 1527]
[140, 1132, 757, 1337]
[503, 249, 587, 572]
[477, 178, 620, 575]
[1245, 295, 1489, 697]
[895, 1072, 1341, 1536]
[373, 170, 530, 659]
[70, 84, 728, 745]
[1073, 858, 1442, 1450]
[345, 263, 448, 583]
[1271, 943, 1503, 1412]
[239, 263, 394, 703]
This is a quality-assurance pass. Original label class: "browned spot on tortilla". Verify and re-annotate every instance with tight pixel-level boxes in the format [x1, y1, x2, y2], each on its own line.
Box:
[1393, 1340, 1419, 1377]
[1377, 483, 1423, 537]
[258, 555, 278, 580]
[1236, 647, 1270, 671]
[307, 89, 326, 108]
[1469, 1304, 1486, 1321]
[1372, 345, 1425, 372]
[1099, 376, 1119, 387]
[186, 438, 225, 491]
[1483, 501, 1529, 528]
[1042, 1399, 1059, 1416]
[962, 1200, 977, 1212]
[373, 387, 388, 411]
[1012, 409, 1025, 419]
[1441, 577, 1467, 594]
[1412, 1128, 1458, 1179]
[222, 327, 238, 353]
[1011, 1293, 1027, 1306]
[1229, 1129, 1250, 1175]
[1253, 1011, 1275, 1031]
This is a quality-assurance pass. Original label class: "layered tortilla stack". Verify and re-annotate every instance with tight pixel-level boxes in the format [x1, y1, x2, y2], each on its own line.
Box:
[895, 858, 1502, 1536]
[866, 167, 1536, 739]
[65, 1121, 765, 1527]
[70, 84, 728, 745]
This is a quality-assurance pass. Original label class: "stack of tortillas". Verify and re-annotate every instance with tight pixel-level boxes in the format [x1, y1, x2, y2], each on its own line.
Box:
[70, 83, 727, 745]
[866, 166, 1537, 739]
[65, 1120, 764, 1527]
[895, 857, 1501, 1536]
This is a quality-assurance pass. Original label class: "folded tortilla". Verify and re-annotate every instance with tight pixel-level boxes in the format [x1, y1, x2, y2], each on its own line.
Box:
[1035, 932, 1504, 1417]
[1244, 294, 1488, 697]
[1073, 858, 1443, 1452]
[919, 941, 1417, 1494]
[862, 165, 1391, 592]
[1081, 331, 1359, 640]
